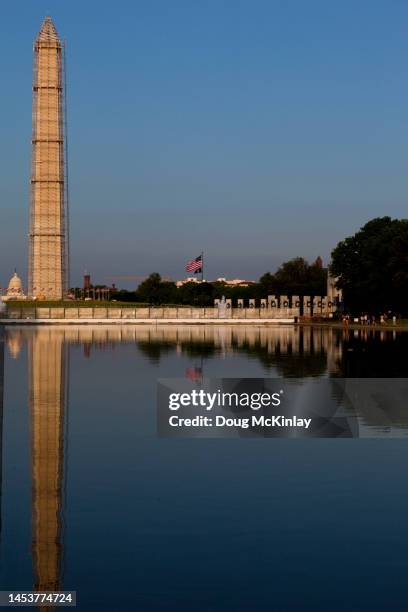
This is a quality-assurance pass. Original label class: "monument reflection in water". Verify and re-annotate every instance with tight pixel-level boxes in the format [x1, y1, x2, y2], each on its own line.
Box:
[28, 329, 67, 596]
[0, 328, 4, 540]
[1, 325, 408, 611]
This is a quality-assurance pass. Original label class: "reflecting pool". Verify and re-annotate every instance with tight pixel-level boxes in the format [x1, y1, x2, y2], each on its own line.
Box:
[0, 325, 408, 611]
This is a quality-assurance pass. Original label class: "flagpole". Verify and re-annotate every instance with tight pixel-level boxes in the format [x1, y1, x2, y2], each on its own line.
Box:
[201, 251, 204, 282]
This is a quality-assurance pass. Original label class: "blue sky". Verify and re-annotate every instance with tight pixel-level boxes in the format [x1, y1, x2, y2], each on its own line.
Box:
[1, 0, 408, 289]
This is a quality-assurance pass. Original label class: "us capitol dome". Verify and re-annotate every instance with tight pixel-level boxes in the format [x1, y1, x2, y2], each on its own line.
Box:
[1, 271, 27, 301]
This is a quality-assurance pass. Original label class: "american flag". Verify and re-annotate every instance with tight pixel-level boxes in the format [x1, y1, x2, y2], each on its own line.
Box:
[186, 254, 202, 273]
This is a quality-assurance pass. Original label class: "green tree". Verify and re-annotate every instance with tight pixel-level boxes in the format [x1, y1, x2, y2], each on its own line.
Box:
[330, 217, 408, 314]
[259, 272, 277, 296]
[135, 273, 177, 304]
[110, 289, 139, 302]
[259, 257, 326, 296]
[178, 282, 215, 306]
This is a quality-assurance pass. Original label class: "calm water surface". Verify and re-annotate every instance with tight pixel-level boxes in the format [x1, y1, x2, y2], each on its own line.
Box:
[0, 324, 408, 611]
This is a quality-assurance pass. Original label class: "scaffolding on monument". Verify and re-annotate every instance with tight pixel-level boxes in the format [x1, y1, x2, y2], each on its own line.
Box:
[28, 17, 69, 299]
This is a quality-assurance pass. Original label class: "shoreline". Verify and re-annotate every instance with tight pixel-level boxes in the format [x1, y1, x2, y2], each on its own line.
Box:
[0, 318, 407, 331]
[0, 318, 295, 326]
[297, 321, 408, 332]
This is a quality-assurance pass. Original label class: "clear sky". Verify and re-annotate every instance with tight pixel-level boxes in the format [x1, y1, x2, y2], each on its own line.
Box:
[1, 0, 408, 289]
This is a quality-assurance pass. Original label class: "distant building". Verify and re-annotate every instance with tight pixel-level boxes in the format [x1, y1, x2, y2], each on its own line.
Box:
[176, 277, 256, 288]
[1, 271, 27, 302]
[176, 277, 203, 287]
[83, 272, 91, 290]
[213, 278, 256, 287]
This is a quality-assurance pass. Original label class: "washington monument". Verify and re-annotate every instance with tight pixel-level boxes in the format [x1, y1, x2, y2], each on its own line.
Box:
[29, 17, 69, 300]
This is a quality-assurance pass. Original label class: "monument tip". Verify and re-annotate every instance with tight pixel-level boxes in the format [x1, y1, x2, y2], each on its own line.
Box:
[36, 15, 60, 43]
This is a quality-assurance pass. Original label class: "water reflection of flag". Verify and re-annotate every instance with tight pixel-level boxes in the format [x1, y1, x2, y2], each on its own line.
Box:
[186, 366, 202, 381]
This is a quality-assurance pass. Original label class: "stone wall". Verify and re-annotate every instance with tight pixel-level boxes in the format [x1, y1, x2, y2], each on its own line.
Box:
[215, 295, 338, 318]
[5, 305, 297, 320]
[3, 300, 341, 320]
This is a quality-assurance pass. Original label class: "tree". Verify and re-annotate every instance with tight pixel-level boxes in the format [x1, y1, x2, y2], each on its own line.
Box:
[136, 273, 162, 303]
[110, 289, 139, 302]
[178, 282, 215, 306]
[330, 217, 408, 314]
[135, 273, 177, 304]
[259, 257, 326, 296]
[274, 257, 310, 294]
[259, 272, 277, 296]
